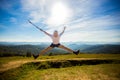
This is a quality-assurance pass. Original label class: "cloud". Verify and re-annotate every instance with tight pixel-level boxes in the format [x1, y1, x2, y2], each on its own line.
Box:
[21, 0, 52, 23]
[0, 24, 7, 29]
[19, 0, 120, 42]
[21, 0, 45, 23]
[9, 17, 17, 23]
[21, 0, 72, 26]
[66, 14, 120, 32]
[60, 29, 120, 42]
[21, 0, 96, 25]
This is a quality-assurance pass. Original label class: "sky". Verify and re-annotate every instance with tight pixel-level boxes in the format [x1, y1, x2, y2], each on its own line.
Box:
[0, 0, 120, 43]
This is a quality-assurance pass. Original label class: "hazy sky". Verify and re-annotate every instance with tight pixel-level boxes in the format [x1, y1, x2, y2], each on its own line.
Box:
[0, 0, 120, 43]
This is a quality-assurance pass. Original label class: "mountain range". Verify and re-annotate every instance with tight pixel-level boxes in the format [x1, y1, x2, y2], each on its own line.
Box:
[0, 42, 120, 56]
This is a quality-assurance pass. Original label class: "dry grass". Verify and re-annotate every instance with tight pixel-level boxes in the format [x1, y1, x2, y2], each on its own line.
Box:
[0, 54, 120, 80]
[0, 54, 120, 72]
[21, 64, 120, 80]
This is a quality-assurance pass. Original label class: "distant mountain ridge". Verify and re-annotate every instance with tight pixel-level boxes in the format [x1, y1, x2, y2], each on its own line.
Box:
[0, 42, 120, 45]
[81, 44, 120, 54]
[0, 42, 120, 57]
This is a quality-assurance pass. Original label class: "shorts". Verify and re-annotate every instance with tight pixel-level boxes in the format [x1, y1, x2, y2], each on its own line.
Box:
[50, 43, 60, 48]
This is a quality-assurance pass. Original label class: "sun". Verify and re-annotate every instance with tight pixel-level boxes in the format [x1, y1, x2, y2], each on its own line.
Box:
[47, 2, 72, 27]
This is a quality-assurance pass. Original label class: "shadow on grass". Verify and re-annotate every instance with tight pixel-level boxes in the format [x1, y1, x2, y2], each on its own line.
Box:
[32, 59, 120, 69]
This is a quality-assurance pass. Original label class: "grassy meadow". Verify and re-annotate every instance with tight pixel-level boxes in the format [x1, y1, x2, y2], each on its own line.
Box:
[0, 54, 120, 80]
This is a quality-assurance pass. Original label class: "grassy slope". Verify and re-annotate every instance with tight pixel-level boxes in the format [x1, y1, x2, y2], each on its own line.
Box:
[21, 64, 120, 80]
[1, 64, 120, 80]
[0, 54, 120, 80]
[1, 54, 120, 71]
[1, 54, 120, 63]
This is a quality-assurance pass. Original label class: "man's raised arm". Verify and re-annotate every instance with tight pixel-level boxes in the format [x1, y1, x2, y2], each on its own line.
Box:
[28, 20, 51, 36]
[60, 26, 66, 36]
[40, 29, 52, 37]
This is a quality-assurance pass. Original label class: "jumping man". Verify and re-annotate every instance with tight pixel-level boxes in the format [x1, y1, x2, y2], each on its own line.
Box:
[33, 27, 80, 59]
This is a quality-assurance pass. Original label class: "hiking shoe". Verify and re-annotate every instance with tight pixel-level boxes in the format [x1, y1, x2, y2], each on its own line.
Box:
[73, 50, 80, 55]
[33, 54, 39, 59]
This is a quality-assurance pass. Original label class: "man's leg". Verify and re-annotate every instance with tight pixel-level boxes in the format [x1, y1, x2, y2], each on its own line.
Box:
[58, 44, 80, 55]
[39, 46, 53, 56]
[33, 46, 53, 59]
[58, 44, 74, 53]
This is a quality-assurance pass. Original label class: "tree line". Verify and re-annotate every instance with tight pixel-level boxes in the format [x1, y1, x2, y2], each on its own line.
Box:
[0, 45, 69, 57]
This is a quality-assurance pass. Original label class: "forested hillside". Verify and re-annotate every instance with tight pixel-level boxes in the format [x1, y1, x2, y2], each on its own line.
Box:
[0, 43, 120, 57]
